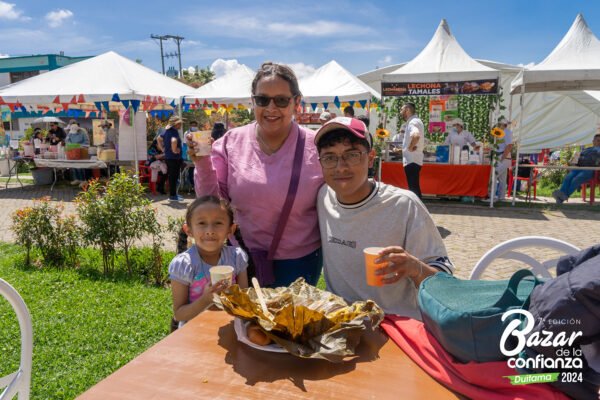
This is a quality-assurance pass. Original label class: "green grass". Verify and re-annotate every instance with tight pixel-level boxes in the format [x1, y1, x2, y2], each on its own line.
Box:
[0, 242, 173, 399]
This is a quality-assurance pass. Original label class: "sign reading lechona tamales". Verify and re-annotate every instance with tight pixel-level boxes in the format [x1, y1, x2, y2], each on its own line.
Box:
[382, 79, 498, 96]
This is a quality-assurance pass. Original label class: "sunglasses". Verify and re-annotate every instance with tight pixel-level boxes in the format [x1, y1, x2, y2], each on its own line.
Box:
[252, 95, 296, 108]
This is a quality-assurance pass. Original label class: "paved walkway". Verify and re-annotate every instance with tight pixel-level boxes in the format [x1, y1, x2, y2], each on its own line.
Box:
[1, 182, 599, 280]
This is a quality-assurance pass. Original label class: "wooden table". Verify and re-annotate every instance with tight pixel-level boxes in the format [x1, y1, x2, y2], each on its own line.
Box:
[381, 162, 491, 197]
[78, 311, 461, 400]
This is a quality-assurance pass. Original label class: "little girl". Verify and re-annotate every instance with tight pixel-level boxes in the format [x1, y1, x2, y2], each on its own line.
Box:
[169, 195, 248, 326]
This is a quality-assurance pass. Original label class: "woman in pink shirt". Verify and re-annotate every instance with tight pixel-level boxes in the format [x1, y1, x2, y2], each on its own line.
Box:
[187, 62, 324, 287]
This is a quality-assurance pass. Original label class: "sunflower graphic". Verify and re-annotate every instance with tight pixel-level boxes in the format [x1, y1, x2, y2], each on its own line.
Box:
[376, 128, 390, 139]
[490, 127, 505, 139]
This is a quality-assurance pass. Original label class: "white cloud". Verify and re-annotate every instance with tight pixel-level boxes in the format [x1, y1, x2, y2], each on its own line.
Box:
[517, 62, 536, 69]
[45, 9, 74, 28]
[377, 55, 393, 65]
[0, 1, 27, 20]
[210, 59, 244, 78]
[286, 62, 316, 80]
[0, 53, 9, 58]
[188, 13, 372, 41]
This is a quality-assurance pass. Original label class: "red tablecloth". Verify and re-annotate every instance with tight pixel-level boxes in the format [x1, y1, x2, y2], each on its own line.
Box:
[381, 163, 491, 197]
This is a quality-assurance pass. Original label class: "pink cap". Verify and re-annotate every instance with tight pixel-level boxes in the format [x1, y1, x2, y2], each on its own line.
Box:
[314, 117, 372, 147]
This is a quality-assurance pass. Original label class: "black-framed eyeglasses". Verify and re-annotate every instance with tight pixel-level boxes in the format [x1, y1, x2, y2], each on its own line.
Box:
[319, 151, 367, 169]
[252, 95, 295, 108]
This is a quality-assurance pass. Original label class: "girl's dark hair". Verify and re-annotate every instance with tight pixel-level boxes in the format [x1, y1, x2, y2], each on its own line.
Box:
[251, 62, 301, 97]
[177, 196, 255, 275]
[185, 195, 234, 227]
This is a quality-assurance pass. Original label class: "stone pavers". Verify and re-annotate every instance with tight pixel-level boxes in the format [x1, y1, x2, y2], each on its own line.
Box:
[1, 182, 599, 280]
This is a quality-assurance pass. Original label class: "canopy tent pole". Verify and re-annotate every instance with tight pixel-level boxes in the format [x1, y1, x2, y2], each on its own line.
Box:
[489, 104, 497, 208]
[511, 76, 525, 206]
[132, 106, 139, 176]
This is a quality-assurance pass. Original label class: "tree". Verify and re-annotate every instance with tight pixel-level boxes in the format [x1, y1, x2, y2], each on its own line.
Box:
[180, 66, 215, 88]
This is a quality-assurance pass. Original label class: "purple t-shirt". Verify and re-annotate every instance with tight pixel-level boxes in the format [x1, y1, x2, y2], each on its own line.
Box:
[193, 121, 324, 260]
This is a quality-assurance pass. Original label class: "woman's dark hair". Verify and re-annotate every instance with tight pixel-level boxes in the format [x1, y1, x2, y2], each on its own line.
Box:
[251, 62, 301, 97]
[176, 195, 255, 275]
[211, 122, 226, 141]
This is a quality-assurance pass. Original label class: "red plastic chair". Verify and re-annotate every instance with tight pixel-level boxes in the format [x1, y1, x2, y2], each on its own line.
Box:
[507, 160, 538, 200]
[581, 170, 599, 205]
[138, 162, 157, 195]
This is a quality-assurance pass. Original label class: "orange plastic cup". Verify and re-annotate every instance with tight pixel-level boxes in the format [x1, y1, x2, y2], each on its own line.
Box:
[364, 247, 385, 287]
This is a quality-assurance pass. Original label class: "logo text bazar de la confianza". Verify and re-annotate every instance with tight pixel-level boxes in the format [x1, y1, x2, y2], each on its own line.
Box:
[500, 310, 584, 385]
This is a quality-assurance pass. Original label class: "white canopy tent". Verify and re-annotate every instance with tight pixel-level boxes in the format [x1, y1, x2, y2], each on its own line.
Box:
[0, 51, 195, 104]
[0, 51, 196, 169]
[508, 14, 600, 204]
[382, 19, 499, 83]
[511, 14, 600, 94]
[300, 60, 380, 103]
[508, 14, 600, 153]
[184, 64, 255, 107]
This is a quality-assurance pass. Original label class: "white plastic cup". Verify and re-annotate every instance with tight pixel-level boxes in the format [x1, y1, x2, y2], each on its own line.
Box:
[209, 265, 234, 286]
[193, 131, 212, 156]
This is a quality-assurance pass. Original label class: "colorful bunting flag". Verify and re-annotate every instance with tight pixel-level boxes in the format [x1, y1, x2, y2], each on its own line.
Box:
[111, 93, 121, 102]
[52, 96, 60, 104]
[121, 100, 130, 109]
[333, 96, 340, 109]
[322, 102, 329, 110]
[78, 94, 85, 103]
[310, 103, 318, 111]
[131, 100, 140, 113]
[70, 96, 77, 104]
[358, 100, 367, 109]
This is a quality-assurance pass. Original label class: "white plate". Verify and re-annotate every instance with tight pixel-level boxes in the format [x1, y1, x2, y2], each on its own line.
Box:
[233, 318, 287, 353]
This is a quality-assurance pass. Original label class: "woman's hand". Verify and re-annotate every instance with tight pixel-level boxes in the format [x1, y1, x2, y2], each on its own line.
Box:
[185, 133, 214, 162]
[374, 246, 423, 285]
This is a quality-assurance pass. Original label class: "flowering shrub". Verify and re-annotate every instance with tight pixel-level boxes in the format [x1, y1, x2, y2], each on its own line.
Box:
[10, 197, 81, 267]
[76, 173, 161, 276]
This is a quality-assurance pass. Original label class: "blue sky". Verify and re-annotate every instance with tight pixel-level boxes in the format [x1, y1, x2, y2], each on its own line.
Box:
[1, 1, 600, 78]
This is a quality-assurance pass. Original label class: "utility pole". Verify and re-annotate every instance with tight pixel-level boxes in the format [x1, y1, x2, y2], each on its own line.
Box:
[150, 34, 167, 74]
[165, 35, 184, 78]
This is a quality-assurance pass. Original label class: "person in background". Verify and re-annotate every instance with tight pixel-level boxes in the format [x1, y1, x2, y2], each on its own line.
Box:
[401, 102, 425, 199]
[552, 133, 600, 204]
[356, 115, 370, 129]
[148, 136, 167, 195]
[161, 115, 184, 202]
[444, 118, 479, 150]
[314, 117, 453, 319]
[343, 106, 355, 118]
[65, 122, 90, 186]
[319, 111, 332, 125]
[48, 122, 66, 146]
[99, 120, 117, 149]
[488, 117, 513, 201]
[185, 120, 199, 138]
[211, 122, 226, 141]
[187, 61, 324, 287]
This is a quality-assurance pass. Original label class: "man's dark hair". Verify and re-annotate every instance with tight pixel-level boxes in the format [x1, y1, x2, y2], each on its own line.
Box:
[189, 120, 198, 126]
[252, 62, 301, 97]
[343, 106, 355, 117]
[403, 102, 416, 114]
[317, 129, 370, 153]
[357, 115, 370, 128]
[594, 133, 600, 140]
